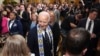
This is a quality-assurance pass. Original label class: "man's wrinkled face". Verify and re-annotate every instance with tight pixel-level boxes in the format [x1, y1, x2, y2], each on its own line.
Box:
[38, 15, 49, 30]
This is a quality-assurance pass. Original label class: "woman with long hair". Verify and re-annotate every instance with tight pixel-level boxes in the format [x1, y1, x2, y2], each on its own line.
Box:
[1, 34, 35, 56]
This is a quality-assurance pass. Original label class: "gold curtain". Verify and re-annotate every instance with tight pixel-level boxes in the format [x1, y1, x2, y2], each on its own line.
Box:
[27, 0, 81, 4]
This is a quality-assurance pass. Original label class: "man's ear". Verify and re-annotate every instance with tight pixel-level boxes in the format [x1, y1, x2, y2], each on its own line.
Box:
[82, 48, 87, 55]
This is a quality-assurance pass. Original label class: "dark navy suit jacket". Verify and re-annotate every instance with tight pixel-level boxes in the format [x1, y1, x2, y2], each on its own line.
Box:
[9, 19, 23, 35]
[27, 26, 53, 56]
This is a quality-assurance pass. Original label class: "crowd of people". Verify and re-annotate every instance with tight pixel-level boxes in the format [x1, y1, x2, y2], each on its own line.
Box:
[0, 1, 100, 56]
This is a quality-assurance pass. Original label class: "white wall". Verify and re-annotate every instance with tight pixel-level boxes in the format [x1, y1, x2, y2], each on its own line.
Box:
[0, 0, 4, 5]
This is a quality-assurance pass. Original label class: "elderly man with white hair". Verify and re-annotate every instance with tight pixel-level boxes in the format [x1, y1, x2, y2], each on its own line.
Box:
[27, 11, 54, 56]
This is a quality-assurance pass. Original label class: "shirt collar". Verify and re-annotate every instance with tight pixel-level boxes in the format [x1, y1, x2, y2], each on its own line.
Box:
[87, 17, 94, 22]
[10, 19, 15, 23]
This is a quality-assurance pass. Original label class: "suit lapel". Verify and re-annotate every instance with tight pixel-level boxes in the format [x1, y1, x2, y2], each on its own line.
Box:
[22, 11, 25, 17]
[84, 19, 87, 28]
[11, 21, 15, 29]
[10, 20, 16, 30]
[8, 20, 11, 30]
[93, 20, 97, 32]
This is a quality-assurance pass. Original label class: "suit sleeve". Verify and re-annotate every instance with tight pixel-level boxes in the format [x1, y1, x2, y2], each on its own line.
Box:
[27, 29, 35, 53]
[77, 20, 83, 27]
[17, 20, 23, 35]
[22, 12, 29, 21]
[61, 18, 70, 30]
[53, 23, 60, 52]
[96, 19, 100, 37]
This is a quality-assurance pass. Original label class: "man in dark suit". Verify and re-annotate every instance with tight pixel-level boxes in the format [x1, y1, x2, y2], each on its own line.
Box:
[48, 11, 60, 56]
[78, 8, 100, 56]
[9, 12, 23, 35]
[27, 11, 54, 56]
[17, 4, 29, 37]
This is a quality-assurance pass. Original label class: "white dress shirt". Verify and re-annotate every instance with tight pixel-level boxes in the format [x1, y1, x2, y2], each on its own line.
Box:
[85, 17, 94, 33]
[9, 20, 15, 29]
[20, 11, 24, 18]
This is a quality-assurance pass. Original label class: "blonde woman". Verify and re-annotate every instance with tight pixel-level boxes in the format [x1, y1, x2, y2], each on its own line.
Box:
[1, 34, 35, 56]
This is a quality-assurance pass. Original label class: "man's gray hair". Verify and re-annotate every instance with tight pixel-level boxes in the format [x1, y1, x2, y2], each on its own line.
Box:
[38, 11, 50, 21]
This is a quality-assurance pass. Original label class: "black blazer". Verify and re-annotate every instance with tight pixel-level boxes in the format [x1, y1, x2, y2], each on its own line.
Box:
[27, 26, 39, 56]
[9, 19, 23, 35]
[78, 18, 100, 37]
[50, 22, 60, 55]
[18, 10, 30, 36]
[27, 26, 53, 56]
[17, 10, 29, 22]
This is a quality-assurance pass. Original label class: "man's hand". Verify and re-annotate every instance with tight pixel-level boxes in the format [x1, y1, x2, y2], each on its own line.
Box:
[70, 23, 77, 28]
[91, 33, 96, 38]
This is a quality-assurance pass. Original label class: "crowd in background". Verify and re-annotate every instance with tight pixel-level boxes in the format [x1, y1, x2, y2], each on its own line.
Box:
[0, 1, 100, 36]
[0, 0, 100, 56]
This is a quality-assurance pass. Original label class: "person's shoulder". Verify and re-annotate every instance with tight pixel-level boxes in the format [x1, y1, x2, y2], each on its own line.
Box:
[2, 17, 8, 19]
[80, 18, 87, 21]
[95, 18, 100, 21]
[94, 19, 100, 24]
[15, 19, 21, 22]
[15, 19, 22, 24]
[31, 26, 37, 31]
[29, 26, 37, 33]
